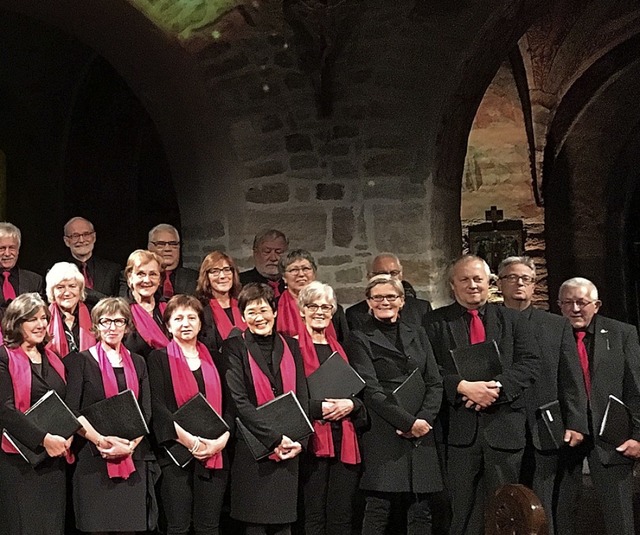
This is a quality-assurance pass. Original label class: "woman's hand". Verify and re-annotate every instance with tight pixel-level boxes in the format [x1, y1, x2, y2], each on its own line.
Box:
[43, 433, 69, 457]
[98, 435, 134, 459]
[273, 435, 302, 461]
[322, 398, 354, 421]
[192, 431, 230, 461]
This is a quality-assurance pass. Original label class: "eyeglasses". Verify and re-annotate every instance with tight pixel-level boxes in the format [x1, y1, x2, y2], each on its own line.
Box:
[368, 294, 401, 303]
[207, 266, 233, 278]
[372, 270, 401, 278]
[558, 300, 596, 310]
[244, 308, 273, 319]
[98, 318, 128, 328]
[500, 274, 535, 285]
[304, 304, 333, 313]
[285, 266, 314, 275]
[66, 231, 95, 241]
[150, 240, 180, 249]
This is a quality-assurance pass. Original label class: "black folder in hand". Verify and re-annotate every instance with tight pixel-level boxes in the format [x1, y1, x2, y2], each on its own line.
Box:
[538, 399, 565, 450]
[306, 352, 366, 400]
[165, 393, 230, 467]
[599, 394, 632, 447]
[388, 368, 426, 415]
[450, 340, 502, 381]
[235, 391, 314, 460]
[81, 389, 149, 440]
[2, 390, 81, 465]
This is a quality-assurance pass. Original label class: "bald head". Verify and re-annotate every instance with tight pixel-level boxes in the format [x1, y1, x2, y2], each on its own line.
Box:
[368, 253, 403, 281]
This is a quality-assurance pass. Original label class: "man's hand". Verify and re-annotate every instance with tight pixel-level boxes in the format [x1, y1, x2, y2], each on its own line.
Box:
[563, 429, 584, 447]
[457, 380, 500, 410]
[616, 439, 640, 459]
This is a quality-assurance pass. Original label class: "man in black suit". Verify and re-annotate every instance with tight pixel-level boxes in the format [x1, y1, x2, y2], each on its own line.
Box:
[497, 257, 587, 533]
[63, 216, 121, 307]
[147, 224, 198, 297]
[346, 253, 432, 330]
[424, 255, 539, 535]
[239, 229, 288, 296]
[0, 222, 43, 304]
[555, 277, 640, 535]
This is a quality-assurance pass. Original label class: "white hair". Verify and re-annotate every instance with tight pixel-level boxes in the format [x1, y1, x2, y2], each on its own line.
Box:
[559, 277, 599, 301]
[46, 262, 86, 303]
[63, 216, 94, 236]
[148, 223, 179, 243]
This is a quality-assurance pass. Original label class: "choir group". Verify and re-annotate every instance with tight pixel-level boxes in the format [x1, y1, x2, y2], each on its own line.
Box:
[0, 217, 638, 535]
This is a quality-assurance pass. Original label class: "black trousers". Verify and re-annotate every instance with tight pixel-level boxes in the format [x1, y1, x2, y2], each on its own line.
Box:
[555, 437, 635, 535]
[159, 462, 228, 535]
[361, 491, 433, 535]
[245, 523, 291, 535]
[447, 433, 523, 535]
[301, 454, 361, 535]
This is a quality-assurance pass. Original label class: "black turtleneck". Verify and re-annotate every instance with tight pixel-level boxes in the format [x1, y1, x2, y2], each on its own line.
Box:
[253, 332, 276, 371]
[374, 318, 403, 352]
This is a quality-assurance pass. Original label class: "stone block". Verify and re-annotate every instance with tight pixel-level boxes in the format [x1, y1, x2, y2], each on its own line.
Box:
[286, 133, 314, 153]
[318, 255, 352, 266]
[333, 207, 354, 247]
[331, 160, 358, 179]
[373, 203, 427, 253]
[365, 133, 409, 149]
[336, 287, 366, 307]
[246, 182, 289, 204]
[364, 153, 414, 176]
[363, 178, 426, 199]
[316, 183, 344, 200]
[260, 115, 284, 133]
[245, 160, 286, 178]
[401, 259, 441, 287]
[242, 208, 327, 251]
[335, 266, 364, 284]
[290, 154, 319, 170]
[318, 142, 350, 157]
[295, 187, 311, 202]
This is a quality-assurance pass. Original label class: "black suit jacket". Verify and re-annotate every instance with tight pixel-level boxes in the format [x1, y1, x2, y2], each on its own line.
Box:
[118, 266, 198, 297]
[69, 256, 121, 307]
[346, 295, 432, 332]
[347, 318, 443, 493]
[239, 267, 286, 295]
[522, 307, 588, 450]
[424, 302, 539, 449]
[585, 315, 640, 465]
[0, 268, 44, 304]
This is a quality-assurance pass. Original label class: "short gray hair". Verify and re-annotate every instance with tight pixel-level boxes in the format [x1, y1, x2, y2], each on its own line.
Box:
[365, 274, 405, 299]
[46, 262, 86, 303]
[297, 281, 337, 315]
[279, 249, 317, 276]
[498, 256, 536, 278]
[368, 252, 402, 273]
[253, 229, 288, 251]
[447, 254, 492, 283]
[559, 277, 599, 301]
[0, 222, 21, 247]
[63, 216, 94, 236]
[148, 224, 179, 244]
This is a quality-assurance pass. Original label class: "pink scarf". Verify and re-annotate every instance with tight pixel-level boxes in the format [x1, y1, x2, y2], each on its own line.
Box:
[95, 343, 140, 479]
[130, 302, 169, 350]
[298, 327, 360, 464]
[277, 290, 338, 340]
[209, 298, 246, 340]
[1, 346, 73, 463]
[48, 303, 95, 357]
[246, 333, 297, 461]
[167, 340, 224, 469]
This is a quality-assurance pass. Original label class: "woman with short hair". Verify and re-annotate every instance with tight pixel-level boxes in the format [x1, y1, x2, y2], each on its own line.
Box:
[195, 251, 246, 354]
[46, 261, 95, 358]
[0, 293, 72, 534]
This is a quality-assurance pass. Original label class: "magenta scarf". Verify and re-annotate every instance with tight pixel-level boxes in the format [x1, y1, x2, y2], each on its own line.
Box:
[1, 345, 72, 463]
[277, 290, 339, 341]
[246, 333, 297, 461]
[167, 340, 224, 469]
[298, 327, 360, 464]
[130, 302, 169, 350]
[209, 298, 246, 340]
[95, 343, 140, 479]
[48, 303, 95, 357]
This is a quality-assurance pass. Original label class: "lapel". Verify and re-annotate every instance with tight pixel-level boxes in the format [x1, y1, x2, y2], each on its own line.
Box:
[244, 331, 278, 387]
[91, 257, 104, 291]
[399, 322, 424, 368]
[365, 323, 402, 355]
[592, 316, 609, 377]
[444, 304, 469, 349]
[17, 268, 25, 295]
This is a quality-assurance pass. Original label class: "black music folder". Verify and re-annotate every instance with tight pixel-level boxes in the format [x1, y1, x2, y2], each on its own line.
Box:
[450, 340, 502, 381]
[306, 351, 366, 400]
[2, 390, 81, 465]
[389, 368, 426, 416]
[538, 399, 565, 450]
[165, 393, 230, 467]
[81, 389, 149, 440]
[599, 394, 632, 446]
[235, 391, 314, 460]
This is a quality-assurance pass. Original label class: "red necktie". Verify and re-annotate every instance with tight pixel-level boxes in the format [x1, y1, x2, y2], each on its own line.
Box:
[163, 270, 174, 298]
[468, 309, 486, 344]
[575, 331, 591, 398]
[267, 279, 281, 299]
[2, 271, 16, 301]
[81, 262, 93, 290]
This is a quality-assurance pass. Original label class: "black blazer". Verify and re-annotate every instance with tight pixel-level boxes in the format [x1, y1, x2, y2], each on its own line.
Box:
[118, 266, 198, 297]
[69, 256, 121, 307]
[0, 346, 66, 452]
[347, 318, 443, 493]
[239, 267, 285, 295]
[522, 307, 589, 450]
[586, 315, 640, 465]
[0, 268, 44, 304]
[424, 302, 539, 449]
[346, 295, 432, 332]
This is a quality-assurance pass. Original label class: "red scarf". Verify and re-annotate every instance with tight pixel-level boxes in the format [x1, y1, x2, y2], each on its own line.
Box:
[298, 327, 360, 464]
[94, 343, 140, 479]
[48, 303, 96, 357]
[1, 346, 73, 463]
[277, 290, 338, 339]
[130, 302, 169, 350]
[167, 340, 224, 469]
[246, 333, 297, 461]
[209, 298, 246, 340]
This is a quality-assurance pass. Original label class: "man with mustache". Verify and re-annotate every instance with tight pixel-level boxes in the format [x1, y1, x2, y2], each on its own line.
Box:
[239, 229, 288, 297]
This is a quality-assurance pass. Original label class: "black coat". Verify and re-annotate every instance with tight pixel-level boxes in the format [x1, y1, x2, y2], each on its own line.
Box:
[346, 295, 432, 332]
[0, 268, 43, 305]
[239, 267, 286, 295]
[69, 255, 121, 307]
[223, 331, 309, 524]
[424, 302, 539, 449]
[347, 318, 443, 493]
[522, 307, 588, 450]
